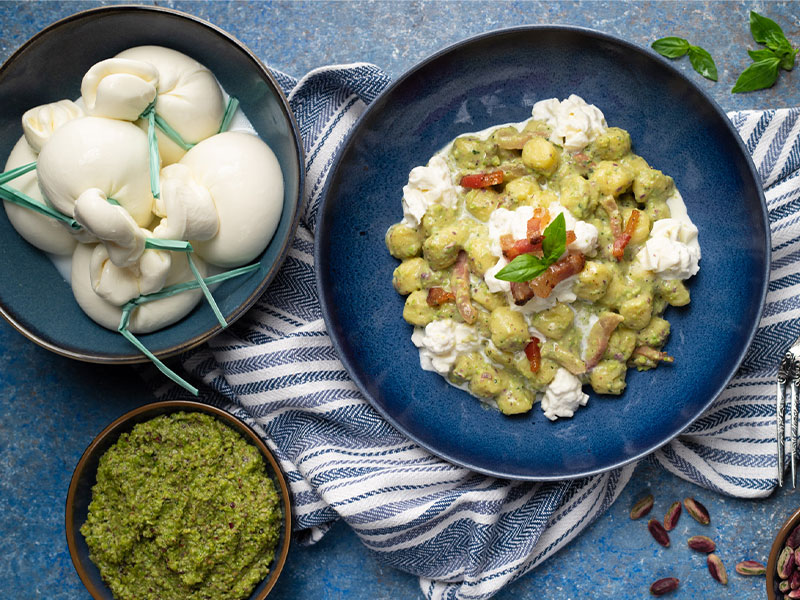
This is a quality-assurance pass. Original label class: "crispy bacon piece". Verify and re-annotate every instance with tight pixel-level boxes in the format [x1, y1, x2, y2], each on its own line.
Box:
[460, 170, 504, 189]
[526, 217, 542, 243]
[524, 338, 541, 373]
[585, 313, 625, 369]
[426, 287, 455, 307]
[452, 251, 476, 324]
[599, 195, 623, 239]
[529, 253, 586, 299]
[632, 346, 675, 363]
[502, 237, 542, 260]
[611, 210, 641, 261]
[510, 281, 535, 305]
[533, 207, 551, 226]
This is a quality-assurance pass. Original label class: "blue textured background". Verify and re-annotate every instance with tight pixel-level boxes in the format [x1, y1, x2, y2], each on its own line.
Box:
[1, 2, 799, 599]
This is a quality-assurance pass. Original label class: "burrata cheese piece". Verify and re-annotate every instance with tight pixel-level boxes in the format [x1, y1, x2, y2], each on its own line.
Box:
[37, 116, 154, 226]
[21, 99, 84, 153]
[2, 136, 77, 256]
[73, 188, 146, 268]
[71, 242, 205, 333]
[152, 164, 219, 241]
[81, 58, 159, 121]
[116, 46, 225, 165]
[179, 132, 283, 267]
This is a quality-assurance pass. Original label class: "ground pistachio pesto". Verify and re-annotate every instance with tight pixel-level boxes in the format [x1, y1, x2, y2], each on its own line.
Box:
[81, 412, 282, 600]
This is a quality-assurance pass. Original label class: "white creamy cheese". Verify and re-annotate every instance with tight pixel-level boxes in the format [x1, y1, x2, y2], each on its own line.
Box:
[72, 242, 204, 333]
[73, 188, 146, 268]
[541, 367, 589, 421]
[21, 100, 83, 153]
[532, 95, 607, 152]
[2, 136, 77, 256]
[401, 155, 457, 226]
[636, 218, 700, 280]
[89, 243, 170, 306]
[36, 116, 154, 226]
[178, 131, 284, 268]
[116, 45, 225, 165]
[153, 164, 219, 242]
[411, 319, 480, 375]
[81, 58, 159, 121]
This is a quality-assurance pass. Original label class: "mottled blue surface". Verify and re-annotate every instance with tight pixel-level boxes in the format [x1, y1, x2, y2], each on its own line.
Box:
[1, 1, 799, 599]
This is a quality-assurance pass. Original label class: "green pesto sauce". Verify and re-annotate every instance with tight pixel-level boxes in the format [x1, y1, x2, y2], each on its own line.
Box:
[81, 412, 282, 600]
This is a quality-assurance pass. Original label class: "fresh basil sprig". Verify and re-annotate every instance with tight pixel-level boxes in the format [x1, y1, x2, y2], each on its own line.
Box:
[494, 213, 566, 282]
[652, 37, 719, 81]
[733, 11, 798, 93]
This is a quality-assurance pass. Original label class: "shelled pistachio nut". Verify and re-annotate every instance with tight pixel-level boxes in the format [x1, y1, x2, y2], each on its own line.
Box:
[707, 554, 727, 584]
[684, 497, 710, 525]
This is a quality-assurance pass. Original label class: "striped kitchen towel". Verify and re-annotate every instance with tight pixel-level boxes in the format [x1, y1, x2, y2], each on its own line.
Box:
[153, 63, 800, 599]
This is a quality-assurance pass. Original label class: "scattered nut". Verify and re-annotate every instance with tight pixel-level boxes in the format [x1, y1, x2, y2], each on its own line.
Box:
[687, 535, 715, 553]
[630, 494, 655, 520]
[735, 560, 765, 576]
[648, 518, 670, 548]
[707, 553, 728, 584]
[663, 501, 681, 531]
[683, 497, 710, 525]
[649, 577, 679, 596]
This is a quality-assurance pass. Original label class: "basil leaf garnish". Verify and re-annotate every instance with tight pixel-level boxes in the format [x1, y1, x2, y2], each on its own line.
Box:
[494, 213, 568, 283]
[688, 46, 719, 81]
[749, 11, 785, 46]
[748, 48, 777, 62]
[494, 254, 548, 282]
[652, 37, 690, 59]
[541, 213, 566, 263]
[732, 57, 781, 93]
[780, 48, 798, 71]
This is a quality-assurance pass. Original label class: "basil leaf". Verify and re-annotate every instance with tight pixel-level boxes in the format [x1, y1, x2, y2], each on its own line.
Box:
[750, 11, 785, 45]
[494, 254, 548, 282]
[541, 212, 566, 263]
[732, 57, 781, 93]
[780, 48, 798, 71]
[768, 33, 795, 59]
[688, 45, 719, 81]
[651, 37, 690, 58]
[748, 48, 778, 62]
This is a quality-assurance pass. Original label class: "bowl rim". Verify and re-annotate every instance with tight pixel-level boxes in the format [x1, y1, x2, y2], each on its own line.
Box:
[0, 4, 305, 365]
[767, 504, 800, 599]
[65, 399, 293, 600]
[315, 24, 771, 480]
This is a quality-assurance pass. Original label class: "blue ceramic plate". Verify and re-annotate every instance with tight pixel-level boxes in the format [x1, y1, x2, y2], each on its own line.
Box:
[316, 26, 769, 480]
[0, 6, 303, 363]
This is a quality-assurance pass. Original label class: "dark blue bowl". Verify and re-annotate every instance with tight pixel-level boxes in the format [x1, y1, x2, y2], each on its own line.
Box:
[0, 6, 304, 363]
[316, 26, 770, 480]
[66, 401, 292, 600]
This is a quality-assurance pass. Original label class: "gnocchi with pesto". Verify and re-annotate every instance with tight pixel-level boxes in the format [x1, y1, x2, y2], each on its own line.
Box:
[386, 95, 700, 421]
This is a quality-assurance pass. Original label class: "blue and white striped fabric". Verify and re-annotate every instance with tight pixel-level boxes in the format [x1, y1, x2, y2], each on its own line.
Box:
[153, 64, 800, 599]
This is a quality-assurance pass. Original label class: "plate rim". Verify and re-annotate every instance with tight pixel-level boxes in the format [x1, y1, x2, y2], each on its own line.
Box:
[315, 24, 771, 481]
